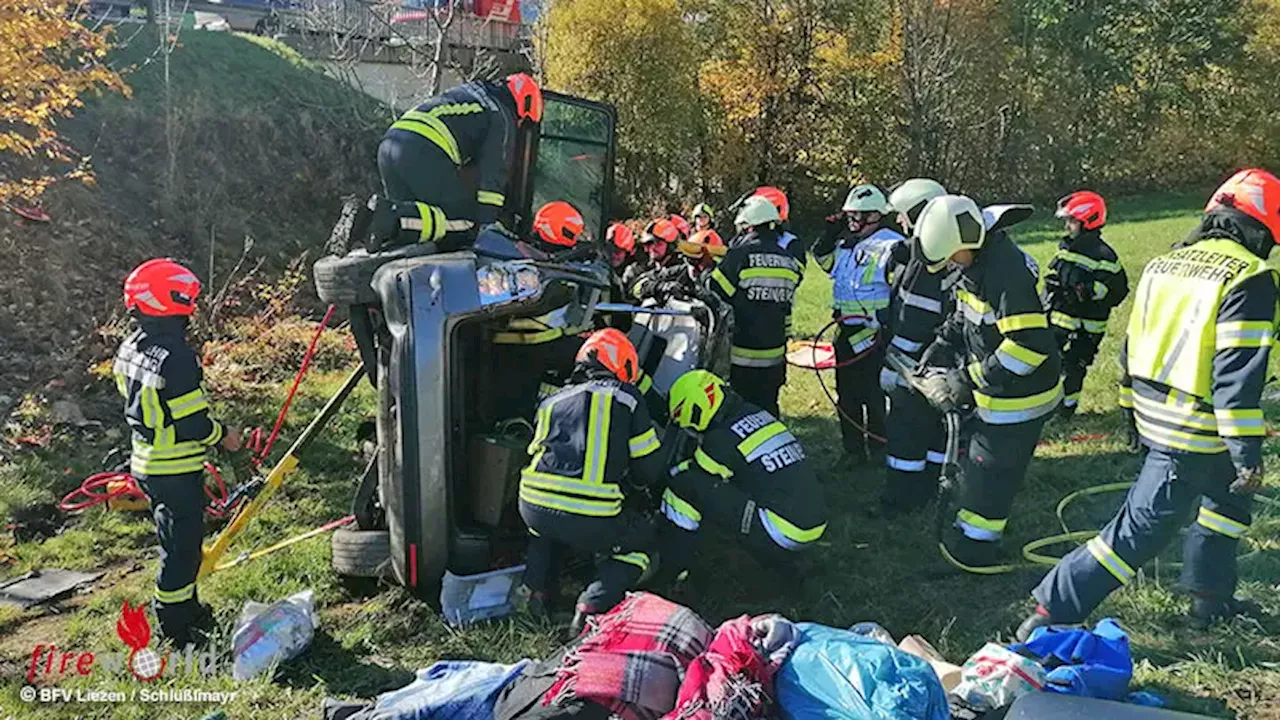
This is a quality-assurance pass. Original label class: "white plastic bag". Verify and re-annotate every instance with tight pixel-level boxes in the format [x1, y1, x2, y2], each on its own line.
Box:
[949, 642, 1046, 711]
[232, 590, 317, 681]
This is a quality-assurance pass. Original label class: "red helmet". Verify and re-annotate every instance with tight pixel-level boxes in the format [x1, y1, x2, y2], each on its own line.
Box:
[1206, 168, 1280, 244]
[576, 328, 640, 383]
[1055, 191, 1107, 231]
[669, 214, 691, 238]
[753, 186, 789, 222]
[533, 201, 584, 247]
[607, 222, 635, 253]
[124, 259, 201, 317]
[506, 73, 543, 124]
[642, 218, 679, 245]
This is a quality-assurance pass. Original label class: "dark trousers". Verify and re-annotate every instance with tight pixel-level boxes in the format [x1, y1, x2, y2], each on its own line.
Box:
[730, 363, 786, 417]
[137, 472, 206, 641]
[659, 474, 806, 581]
[834, 334, 885, 458]
[1033, 449, 1252, 622]
[943, 416, 1049, 567]
[1054, 327, 1103, 410]
[377, 134, 474, 220]
[519, 500, 657, 614]
[883, 384, 943, 512]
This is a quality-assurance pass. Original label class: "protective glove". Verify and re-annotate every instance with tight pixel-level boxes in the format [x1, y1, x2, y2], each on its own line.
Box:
[1121, 408, 1141, 454]
[916, 368, 973, 414]
[918, 339, 955, 371]
[1230, 464, 1265, 496]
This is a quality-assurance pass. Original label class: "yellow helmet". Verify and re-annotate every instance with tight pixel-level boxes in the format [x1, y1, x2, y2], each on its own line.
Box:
[669, 370, 727, 431]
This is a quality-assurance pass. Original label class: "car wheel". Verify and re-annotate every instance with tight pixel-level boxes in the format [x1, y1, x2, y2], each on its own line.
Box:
[312, 242, 439, 306]
[331, 527, 392, 579]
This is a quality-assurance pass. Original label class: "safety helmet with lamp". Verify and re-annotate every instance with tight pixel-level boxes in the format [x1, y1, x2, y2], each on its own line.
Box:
[735, 196, 782, 228]
[668, 369, 727, 432]
[506, 73, 543, 124]
[752, 186, 790, 222]
[915, 194, 986, 272]
[124, 259, 201, 317]
[842, 184, 891, 214]
[533, 201, 584, 247]
[576, 328, 640, 384]
[1055, 191, 1107, 231]
[1205, 168, 1280, 245]
[888, 178, 947, 229]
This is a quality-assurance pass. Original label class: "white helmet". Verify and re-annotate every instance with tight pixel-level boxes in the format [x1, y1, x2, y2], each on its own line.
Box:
[735, 195, 782, 228]
[842, 184, 890, 213]
[889, 178, 947, 228]
[915, 194, 986, 272]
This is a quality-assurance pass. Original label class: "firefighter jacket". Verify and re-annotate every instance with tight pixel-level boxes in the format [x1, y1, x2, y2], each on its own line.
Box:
[622, 254, 681, 300]
[113, 317, 224, 478]
[880, 247, 953, 391]
[1043, 229, 1129, 335]
[662, 397, 826, 549]
[384, 81, 515, 223]
[520, 371, 666, 517]
[931, 230, 1062, 425]
[813, 227, 908, 354]
[709, 227, 804, 368]
[1119, 219, 1278, 470]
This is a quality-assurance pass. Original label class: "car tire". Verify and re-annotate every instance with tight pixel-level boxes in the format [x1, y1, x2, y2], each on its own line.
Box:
[331, 527, 392, 579]
[312, 242, 440, 306]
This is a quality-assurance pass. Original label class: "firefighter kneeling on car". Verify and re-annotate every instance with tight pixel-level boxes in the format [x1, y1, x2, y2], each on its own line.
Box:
[1019, 169, 1279, 639]
[116, 259, 242, 647]
[517, 329, 667, 634]
[658, 370, 827, 581]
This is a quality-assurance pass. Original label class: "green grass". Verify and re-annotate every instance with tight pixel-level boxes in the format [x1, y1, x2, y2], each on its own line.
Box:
[2, 193, 1279, 718]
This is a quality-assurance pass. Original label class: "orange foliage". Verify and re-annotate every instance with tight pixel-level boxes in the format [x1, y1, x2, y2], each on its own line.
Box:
[0, 0, 127, 205]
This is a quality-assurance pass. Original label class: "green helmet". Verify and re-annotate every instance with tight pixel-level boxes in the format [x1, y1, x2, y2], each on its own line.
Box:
[669, 370, 728, 431]
[734, 196, 781, 228]
[842, 184, 890, 214]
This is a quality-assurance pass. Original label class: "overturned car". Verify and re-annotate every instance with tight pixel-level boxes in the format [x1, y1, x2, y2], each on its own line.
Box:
[312, 93, 730, 599]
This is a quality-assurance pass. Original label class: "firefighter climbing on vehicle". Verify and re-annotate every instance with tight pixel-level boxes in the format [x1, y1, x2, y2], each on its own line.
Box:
[489, 201, 596, 422]
[878, 178, 950, 515]
[914, 195, 1062, 573]
[375, 73, 543, 250]
[517, 329, 667, 634]
[1018, 169, 1279, 639]
[659, 369, 827, 581]
[710, 196, 804, 416]
[1042, 191, 1129, 418]
[812, 183, 908, 465]
[115, 259, 242, 647]
[623, 218, 683, 300]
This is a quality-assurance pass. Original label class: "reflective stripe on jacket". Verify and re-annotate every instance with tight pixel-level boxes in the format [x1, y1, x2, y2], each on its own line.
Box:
[710, 227, 803, 368]
[1120, 237, 1278, 467]
[113, 319, 223, 477]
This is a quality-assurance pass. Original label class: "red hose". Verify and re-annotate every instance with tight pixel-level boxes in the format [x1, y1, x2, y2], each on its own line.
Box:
[62, 306, 336, 516]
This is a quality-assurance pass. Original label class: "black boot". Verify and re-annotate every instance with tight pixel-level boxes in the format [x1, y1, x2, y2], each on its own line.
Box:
[938, 528, 1012, 575]
[1189, 595, 1264, 630]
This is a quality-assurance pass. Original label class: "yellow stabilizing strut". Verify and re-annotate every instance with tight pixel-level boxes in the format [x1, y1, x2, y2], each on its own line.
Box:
[199, 364, 365, 579]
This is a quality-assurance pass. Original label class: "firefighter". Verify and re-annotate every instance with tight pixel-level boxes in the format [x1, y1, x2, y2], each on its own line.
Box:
[518, 329, 667, 632]
[710, 197, 804, 416]
[877, 178, 950, 515]
[914, 195, 1061, 573]
[1018, 169, 1279, 639]
[659, 370, 827, 579]
[1042, 191, 1129, 418]
[812, 184, 908, 464]
[746, 186, 808, 267]
[490, 201, 594, 421]
[670, 214, 692, 240]
[606, 222, 636, 273]
[115, 259, 242, 646]
[623, 218, 683, 299]
[692, 203, 715, 233]
[376, 74, 542, 250]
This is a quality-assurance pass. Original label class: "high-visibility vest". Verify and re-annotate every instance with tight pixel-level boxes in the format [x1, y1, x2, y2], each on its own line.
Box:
[1126, 239, 1274, 399]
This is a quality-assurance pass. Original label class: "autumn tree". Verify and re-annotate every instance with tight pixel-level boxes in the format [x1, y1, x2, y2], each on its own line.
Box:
[0, 0, 127, 205]
[540, 0, 705, 211]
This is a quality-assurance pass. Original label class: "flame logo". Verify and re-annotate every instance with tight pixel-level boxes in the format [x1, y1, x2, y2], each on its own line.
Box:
[116, 601, 166, 682]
